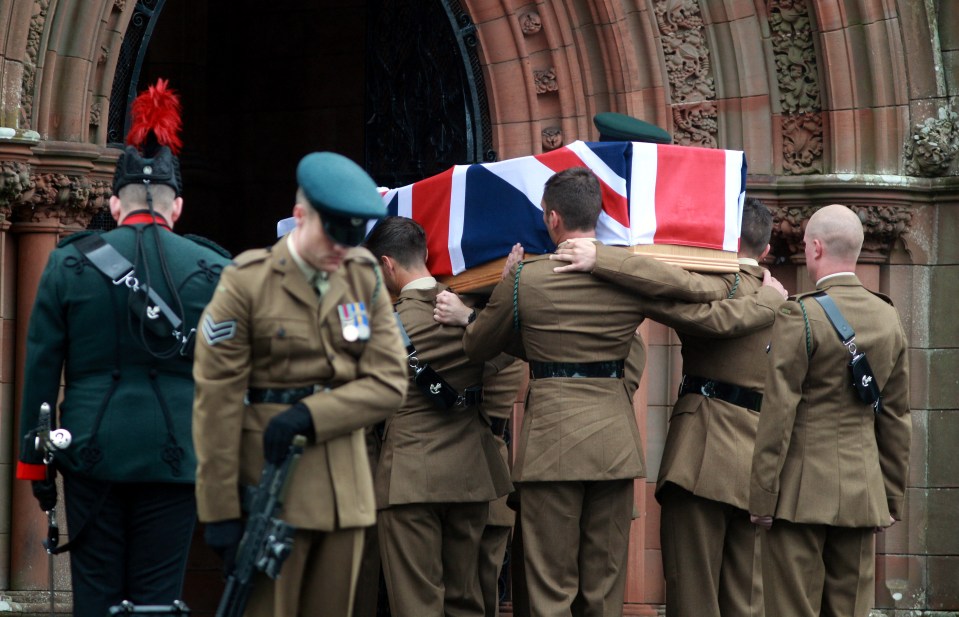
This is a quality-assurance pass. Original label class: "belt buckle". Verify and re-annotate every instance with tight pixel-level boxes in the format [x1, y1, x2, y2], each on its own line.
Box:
[700, 380, 716, 398]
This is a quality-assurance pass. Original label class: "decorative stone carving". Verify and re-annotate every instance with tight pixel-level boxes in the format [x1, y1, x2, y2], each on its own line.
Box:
[114, 0, 126, 10]
[12, 172, 107, 227]
[533, 68, 558, 94]
[782, 113, 824, 175]
[21, 0, 52, 129]
[542, 127, 563, 151]
[769, 0, 823, 175]
[653, 0, 717, 146]
[99, 45, 109, 65]
[771, 204, 912, 262]
[672, 102, 718, 148]
[904, 107, 959, 177]
[90, 102, 102, 127]
[519, 11, 542, 35]
[0, 160, 33, 209]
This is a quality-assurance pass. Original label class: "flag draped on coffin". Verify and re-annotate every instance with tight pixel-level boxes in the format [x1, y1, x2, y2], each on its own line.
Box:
[377, 140, 746, 277]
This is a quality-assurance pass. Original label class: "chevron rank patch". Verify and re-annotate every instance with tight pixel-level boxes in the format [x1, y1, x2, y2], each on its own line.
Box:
[202, 314, 237, 346]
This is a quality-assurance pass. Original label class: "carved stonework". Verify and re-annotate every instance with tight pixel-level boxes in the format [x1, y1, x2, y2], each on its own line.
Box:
[114, 0, 126, 11]
[90, 102, 102, 127]
[782, 112, 824, 175]
[99, 45, 109, 65]
[11, 172, 107, 227]
[653, 0, 717, 146]
[542, 127, 563, 151]
[519, 11, 542, 35]
[904, 107, 959, 177]
[770, 204, 912, 263]
[21, 0, 52, 130]
[0, 160, 33, 209]
[769, 0, 824, 175]
[672, 102, 718, 148]
[533, 68, 558, 94]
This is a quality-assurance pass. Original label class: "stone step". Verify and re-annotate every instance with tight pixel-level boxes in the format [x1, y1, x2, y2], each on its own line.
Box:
[0, 591, 73, 615]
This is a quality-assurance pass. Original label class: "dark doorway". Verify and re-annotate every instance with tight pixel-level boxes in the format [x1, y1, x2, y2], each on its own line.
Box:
[111, 0, 493, 257]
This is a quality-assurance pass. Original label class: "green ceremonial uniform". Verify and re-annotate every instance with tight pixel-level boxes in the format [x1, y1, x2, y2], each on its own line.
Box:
[18, 224, 230, 483]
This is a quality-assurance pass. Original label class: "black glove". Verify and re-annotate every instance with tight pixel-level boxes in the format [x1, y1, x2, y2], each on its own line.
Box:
[32, 475, 58, 512]
[204, 519, 244, 573]
[263, 402, 315, 465]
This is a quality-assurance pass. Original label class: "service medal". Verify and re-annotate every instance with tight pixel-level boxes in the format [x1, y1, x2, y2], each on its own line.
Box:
[356, 302, 371, 340]
[338, 303, 360, 342]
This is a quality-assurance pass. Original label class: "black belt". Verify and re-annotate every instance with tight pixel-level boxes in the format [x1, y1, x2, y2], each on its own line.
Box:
[460, 385, 484, 408]
[678, 375, 762, 412]
[246, 385, 324, 405]
[529, 360, 625, 379]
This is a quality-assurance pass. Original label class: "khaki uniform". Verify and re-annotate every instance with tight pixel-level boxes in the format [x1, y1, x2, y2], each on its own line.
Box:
[604, 258, 783, 617]
[193, 237, 408, 616]
[749, 275, 911, 617]
[464, 247, 717, 617]
[376, 283, 512, 617]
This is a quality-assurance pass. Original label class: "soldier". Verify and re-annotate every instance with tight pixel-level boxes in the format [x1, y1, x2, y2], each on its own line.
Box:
[16, 80, 231, 616]
[749, 204, 911, 617]
[192, 152, 408, 617]
[364, 216, 512, 617]
[445, 167, 717, 617]
[551, 198, 788, 617]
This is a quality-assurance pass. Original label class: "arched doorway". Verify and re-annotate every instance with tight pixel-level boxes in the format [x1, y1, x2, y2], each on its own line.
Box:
[109, 0, 493, 257]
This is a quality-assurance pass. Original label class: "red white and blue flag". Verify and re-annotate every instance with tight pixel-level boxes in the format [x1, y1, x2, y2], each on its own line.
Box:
[280, 141, 747, 276]
[378, 140, 746, 276]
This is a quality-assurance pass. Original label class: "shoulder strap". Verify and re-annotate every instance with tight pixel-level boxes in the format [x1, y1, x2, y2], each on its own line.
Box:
[73, 233, 183, 332]
[811, 292, 855, 345]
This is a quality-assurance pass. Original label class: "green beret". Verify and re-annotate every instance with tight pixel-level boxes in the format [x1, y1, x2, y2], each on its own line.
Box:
[296, 152, 386, 221]
[593, 112, 672, 144]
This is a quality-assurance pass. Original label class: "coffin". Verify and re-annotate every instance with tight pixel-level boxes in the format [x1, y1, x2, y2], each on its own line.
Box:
[381, 140, 745, 293]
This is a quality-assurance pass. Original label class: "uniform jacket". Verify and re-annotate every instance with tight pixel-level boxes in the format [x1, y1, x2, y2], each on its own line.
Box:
[749, 275, 911, 527]
[17, 224, 230, 484]
[612, 264, 785, 510]
[464, 252, 657, 482]
[193, 237, 408, 530]
[375, 283, 512, 508]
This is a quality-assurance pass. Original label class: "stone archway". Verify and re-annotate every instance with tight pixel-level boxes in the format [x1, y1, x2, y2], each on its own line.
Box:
[1, 0, 957, 613]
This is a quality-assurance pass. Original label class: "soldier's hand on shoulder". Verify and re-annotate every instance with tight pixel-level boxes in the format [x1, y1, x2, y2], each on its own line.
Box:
[434, 290, 472, 326]
[762, 269, 788, 299]
[550, 238, 596, 273]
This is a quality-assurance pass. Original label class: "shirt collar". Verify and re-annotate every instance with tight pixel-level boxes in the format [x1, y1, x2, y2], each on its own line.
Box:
[816, 271, 856, 286]
[287, 234, 321, 282]
[401, 276, 438, 292]
[738, 257, 760, 267]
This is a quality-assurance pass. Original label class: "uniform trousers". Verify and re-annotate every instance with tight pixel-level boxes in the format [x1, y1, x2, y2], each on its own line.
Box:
[62, 474, 196, 617]
[659, 484, 763, 617]
[760, 519, 875, 617]
[478, 523, 512, 617]
[519, 480, 634, 617]
[246, 526, 365, 617]
[379, 501, 489, 617]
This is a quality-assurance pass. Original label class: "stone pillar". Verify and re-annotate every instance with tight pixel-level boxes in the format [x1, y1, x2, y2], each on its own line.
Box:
[1, 141, 111, 605]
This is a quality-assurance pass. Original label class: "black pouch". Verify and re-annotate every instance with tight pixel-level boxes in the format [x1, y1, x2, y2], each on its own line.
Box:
[413, 363, 460, 410]
[849, 352, 882, 413]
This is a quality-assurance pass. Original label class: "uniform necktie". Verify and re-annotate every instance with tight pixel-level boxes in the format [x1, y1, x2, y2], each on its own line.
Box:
[311, 272, 329, 297]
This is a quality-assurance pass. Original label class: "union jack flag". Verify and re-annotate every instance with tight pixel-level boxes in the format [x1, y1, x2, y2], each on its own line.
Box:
[279, 141, 747, 277]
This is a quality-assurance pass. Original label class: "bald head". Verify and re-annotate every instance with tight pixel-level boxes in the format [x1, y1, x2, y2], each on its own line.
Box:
[803, 204, 863, 281]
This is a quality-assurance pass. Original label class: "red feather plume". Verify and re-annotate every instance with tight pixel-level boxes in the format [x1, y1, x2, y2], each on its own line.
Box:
[125, 78, 183, 155]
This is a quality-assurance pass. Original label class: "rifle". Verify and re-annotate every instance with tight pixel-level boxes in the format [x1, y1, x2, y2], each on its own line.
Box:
[215, 435, 307, 617]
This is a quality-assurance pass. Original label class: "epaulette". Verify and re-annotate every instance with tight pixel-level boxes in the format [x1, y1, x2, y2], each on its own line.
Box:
[184, 233, 231, 259]
[791, 289, 822, 301]
[232, 248, 271, 268]
[869, 289, 894, 305]
[57, 230, 100, 248]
